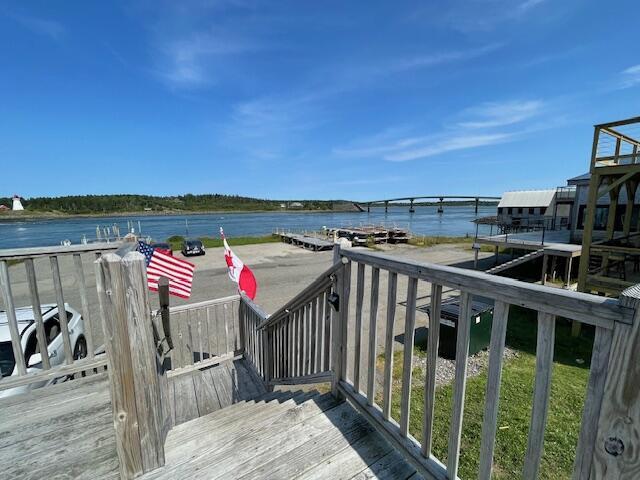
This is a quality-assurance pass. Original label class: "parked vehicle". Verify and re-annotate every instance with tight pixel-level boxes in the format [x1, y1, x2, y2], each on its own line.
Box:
[151, 242, 173, 256]
[0, 304, 87, 397]
[182, 238, 205, 257]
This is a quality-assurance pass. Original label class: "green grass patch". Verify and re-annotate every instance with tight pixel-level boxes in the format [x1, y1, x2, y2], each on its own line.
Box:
[167, 234, 280, 251]
[377, 306, 593, 479]
[408, 236, 474, 247]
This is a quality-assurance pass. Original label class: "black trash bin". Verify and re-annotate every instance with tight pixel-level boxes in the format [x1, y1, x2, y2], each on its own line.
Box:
[425, 297, 494, 359]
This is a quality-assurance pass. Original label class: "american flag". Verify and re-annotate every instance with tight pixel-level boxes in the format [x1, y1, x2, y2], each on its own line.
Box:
[137, 241, 195, 299]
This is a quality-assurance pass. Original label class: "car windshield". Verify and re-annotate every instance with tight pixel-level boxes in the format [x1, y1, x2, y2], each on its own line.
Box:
[187, 240, 202, 247]
[153, 243, 170, 250]
[0, 341, 16, 378]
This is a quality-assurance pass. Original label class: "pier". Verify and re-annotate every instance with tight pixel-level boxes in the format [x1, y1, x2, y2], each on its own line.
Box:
[273, 231, 334, 251]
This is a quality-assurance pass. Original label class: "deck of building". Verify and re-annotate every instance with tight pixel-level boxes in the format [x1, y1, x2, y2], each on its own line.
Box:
[477, 229, 582, 258]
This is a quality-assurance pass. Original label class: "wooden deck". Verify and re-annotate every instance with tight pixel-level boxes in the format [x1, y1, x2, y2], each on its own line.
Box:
[0, 373, 120, 480]
[142, 390, 422, 480]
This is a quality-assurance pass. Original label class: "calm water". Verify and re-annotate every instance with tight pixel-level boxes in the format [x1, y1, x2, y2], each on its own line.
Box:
[0, 206, 497, 249]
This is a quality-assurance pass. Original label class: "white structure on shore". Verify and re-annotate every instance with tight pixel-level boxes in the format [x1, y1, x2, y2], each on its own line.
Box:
[12, 195, 24, 211]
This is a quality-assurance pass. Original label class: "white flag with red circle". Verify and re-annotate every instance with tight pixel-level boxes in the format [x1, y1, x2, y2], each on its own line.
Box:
[220, 228, 258, 300]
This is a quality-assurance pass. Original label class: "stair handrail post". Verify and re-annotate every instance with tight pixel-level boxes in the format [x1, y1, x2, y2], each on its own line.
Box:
[331, 244, 342, 397]
[95, 252, 166, 479]
[585, 284, 640, 478]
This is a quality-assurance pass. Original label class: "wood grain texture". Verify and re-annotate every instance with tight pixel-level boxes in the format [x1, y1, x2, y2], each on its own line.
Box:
[24, 258, 51, 370]
[400, 277, 418, 437]
[447, 291, 473, 478]
[49, 255, 74, 364]
[367, 267, 380, 406]
[382, 271, 398, 421]
[354, 262, 366, 392]
[422, 282, 442, 456]
[341, 248, 631, 328]
[523, 312, 556, 480]
[73, 253, 96, 359]
[95, 253, 144, 479]
[591, 288, 640, 479]
[0, 260, 27, 375]
[478, 300, 510, 480]
[572, 325, 613, 480]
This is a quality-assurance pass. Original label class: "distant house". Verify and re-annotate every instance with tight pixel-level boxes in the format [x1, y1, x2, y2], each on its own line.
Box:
[289, 202, 304, 209]
[0, 204, 9, 211]
[497, 189, 555, 226]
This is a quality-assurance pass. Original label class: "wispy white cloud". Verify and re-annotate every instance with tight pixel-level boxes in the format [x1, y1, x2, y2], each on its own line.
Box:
[334, 99, 544, 162]
[619, 65, 640, 89]
[385, 43, 503, 73]
[157, 29, 263, 88]
[9, 13, 65, 40]
[457, 100, 544, 129]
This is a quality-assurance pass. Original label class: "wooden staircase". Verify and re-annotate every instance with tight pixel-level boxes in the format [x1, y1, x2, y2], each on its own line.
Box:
[485, 248, 545, 274]
[142, 389, 421, 480]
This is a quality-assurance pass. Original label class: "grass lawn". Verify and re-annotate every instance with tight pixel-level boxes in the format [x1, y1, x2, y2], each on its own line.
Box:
[378, 306, 593, 479]
[408, 236, 474, 247]
[167, 234, 280, 251]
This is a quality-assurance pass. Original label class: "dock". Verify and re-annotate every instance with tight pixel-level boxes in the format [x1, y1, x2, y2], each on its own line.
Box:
[275, 232, 334, 251]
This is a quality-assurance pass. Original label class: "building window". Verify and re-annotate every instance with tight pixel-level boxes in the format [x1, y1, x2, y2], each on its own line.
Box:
[507, 207, 513, 215]
[497, 207, 503, 214]
[529, 207, 535, 215]
[541, 207, 547, 215]
[518, 208, 523, 214]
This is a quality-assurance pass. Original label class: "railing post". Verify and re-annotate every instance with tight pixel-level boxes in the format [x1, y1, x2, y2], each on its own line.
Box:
[95, 252, 165, 479]
[330, 244, 343, 398]
[588, 284, 640, 478]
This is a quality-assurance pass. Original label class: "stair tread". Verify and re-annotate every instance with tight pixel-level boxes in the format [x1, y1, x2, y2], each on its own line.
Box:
[144, 391, 418, 480]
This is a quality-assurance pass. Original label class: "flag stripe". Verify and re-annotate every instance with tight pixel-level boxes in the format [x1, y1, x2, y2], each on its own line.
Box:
[146, 249, 194, 299]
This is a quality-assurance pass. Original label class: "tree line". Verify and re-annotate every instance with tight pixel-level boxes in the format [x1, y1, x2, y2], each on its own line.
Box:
[0, 194, 341, 214]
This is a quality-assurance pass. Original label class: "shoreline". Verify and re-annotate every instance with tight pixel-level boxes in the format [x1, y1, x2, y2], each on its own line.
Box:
[0, 208, 361, 222]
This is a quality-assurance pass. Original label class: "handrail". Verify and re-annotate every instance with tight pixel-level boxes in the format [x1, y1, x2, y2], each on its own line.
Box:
[241, 293, 270, 320]
[341, 248, 632, 328]
[258, 261, 343, 330]
[0, 241, 121, 260]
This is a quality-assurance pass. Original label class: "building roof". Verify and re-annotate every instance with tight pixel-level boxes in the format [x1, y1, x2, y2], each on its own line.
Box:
[567, 172, 591, 184]
[497, 189, 556, 208]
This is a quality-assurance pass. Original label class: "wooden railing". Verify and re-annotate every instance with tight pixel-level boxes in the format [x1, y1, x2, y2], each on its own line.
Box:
[0, 242, 120, 391]
[164, 295, 241, 375]
[238, 295, 270, 383]
[327, 246, 639, 480]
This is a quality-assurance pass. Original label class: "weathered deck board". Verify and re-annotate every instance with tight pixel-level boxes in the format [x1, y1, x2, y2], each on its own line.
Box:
[142, 390, 419, 480]
[0, 373, 119, 480]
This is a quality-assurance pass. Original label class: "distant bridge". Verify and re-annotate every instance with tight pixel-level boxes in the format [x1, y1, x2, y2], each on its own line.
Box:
[356, 195, 502, 213]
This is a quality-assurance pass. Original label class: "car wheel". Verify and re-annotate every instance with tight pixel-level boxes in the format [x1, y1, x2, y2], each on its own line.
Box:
[73, 336, 88, 360]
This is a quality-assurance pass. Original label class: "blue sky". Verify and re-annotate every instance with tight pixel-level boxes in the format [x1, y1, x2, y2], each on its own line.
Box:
[1, 1, 639, 201]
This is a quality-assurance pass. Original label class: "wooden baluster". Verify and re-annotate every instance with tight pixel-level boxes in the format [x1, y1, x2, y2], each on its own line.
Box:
[50, 256, 73, 364]
[315, 293, 323, 372]
[223, 303, 230, 355]
[323, 287, 332, 371]
[310, 297, 318, 374]
[572, 326, 613, 480]
[73, 253, 95, 359]
[339, 260, 352, 387]
[302, 304, 312, 375]
[24, 258, 51, 370]
[354, 263, 366, 392]
[478, 300, 510, 480]
[422, 283, 442, 456]
[523, 312, 556, 480]
[447, 291, 473, 478]
[0, 260, 27, 375]
[366, 267, 380, 406]
[400, 277, 418, 436]
[382, 271, 398, 420]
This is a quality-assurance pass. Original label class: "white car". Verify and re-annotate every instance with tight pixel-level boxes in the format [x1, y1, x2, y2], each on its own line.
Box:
[0, 303, 87, 397]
